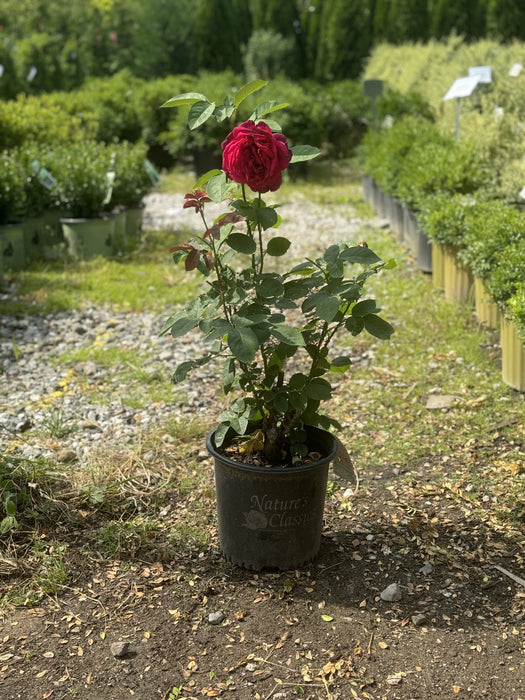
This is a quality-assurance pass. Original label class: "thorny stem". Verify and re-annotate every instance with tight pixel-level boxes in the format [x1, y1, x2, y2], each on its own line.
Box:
[198, 202, 231, 323]
[257, 192, 264, 275]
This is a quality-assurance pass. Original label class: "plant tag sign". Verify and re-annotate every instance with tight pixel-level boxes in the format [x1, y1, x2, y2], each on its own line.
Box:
[468, 65, 492, 83]
[0, 65, 4, 78]
[145, 159, 161, 186]
[509, 62, 523, 77]
[519, 186, 525, 201]
[363, 79, 383, 99]
[443, 75, 481, 101]
[38, 167, 57, 190]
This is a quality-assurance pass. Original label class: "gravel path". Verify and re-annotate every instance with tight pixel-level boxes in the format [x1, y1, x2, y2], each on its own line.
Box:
[0, 193, 371, 465]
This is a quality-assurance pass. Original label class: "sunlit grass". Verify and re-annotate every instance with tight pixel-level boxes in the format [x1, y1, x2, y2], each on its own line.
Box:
[0, 230, 200, 315]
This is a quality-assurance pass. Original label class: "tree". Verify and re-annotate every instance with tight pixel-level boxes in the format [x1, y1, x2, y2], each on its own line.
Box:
[130, 0, 197, 77]
[249, 0, 303, 74]
[388, 0, 430, 42]
[430, 0, 487, 40]
[485, 0, 525, 41]
[313, 0, 373, 80]
[194, 0, 250, 73]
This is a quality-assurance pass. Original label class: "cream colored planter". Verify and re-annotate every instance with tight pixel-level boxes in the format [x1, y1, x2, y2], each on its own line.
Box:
[431, 243, 445, 291]
[443, 245, 474, 306]
[474, 277, 500, 329]
[501, 317, 525, 392]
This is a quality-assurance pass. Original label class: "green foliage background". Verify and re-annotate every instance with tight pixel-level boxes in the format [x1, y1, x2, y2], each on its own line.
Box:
[1, 0, 525, 97]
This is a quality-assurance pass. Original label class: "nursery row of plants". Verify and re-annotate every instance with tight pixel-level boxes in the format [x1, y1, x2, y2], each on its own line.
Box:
[359, 113, 525, 391]
[0, 70, 432, 269]
[0, 70, 433, 161]
[364, 35, 525, 135]
[0, 140, 153, 271]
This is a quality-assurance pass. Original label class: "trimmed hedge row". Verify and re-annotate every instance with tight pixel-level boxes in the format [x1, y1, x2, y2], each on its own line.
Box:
[359, 113, 525, 388]
[1, 70, 434, 161]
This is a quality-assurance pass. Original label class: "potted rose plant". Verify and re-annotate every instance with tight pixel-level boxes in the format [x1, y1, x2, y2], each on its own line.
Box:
[161, 81, 395, 570]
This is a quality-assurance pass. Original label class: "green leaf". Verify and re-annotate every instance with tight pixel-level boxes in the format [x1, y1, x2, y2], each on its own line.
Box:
[324, 244, 341, 262]
[352, 299, 379, 317]
[227, 232, 257, 254]
[364, 314, 395, 339]
[214, 95, 235, 121]
[214, 422, 230, 447]
[222, 357, 236, 393]
[160, 92, 207, 108]
[256, 206, 279, 230]
[250, 100, 290, 121]
[172, 356, 211, 383]
[206, 172, 230, 202]
[228, 325, 259, 363]
[289, 391, 307, 411]
[330, 356, 352, 373]
[5, 496, 16, 517]
[188, 100, 216, 130]
[262, 118, 283, 132]
[257, 277, 284, 298]
[306, 377, 332, 400]
[316, 294, 341, 322]
[288, 261, 316, 275]
[341, 245, 382, 265]
[290, 145, 321, 163]
[321, 615, 334, 622]
[271, 391, 289, 413]
[169, 315, 199, 338]
[346, 316, 364, 335]
[327, 260, 344, 278]
[271, 324, 305, 347]
[289, 373, 308, 390]
[0, 515, 17, 534]
[234, 79, 268, 108]
[194, 169, 223, 190]
[267, 236, 291, 256]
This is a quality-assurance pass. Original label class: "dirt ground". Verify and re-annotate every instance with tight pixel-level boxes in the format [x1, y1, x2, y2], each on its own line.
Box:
[0, 450, 523, 700]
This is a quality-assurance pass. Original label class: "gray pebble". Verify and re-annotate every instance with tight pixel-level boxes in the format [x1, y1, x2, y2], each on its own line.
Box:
[380, 583, 402, 602]
[110, 641, 130, 658]
[208, 611, 225, 625]
[411, 613, 428, 626]
[419, 563, 434, 575]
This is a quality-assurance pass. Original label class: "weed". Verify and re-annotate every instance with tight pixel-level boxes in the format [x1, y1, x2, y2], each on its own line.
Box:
[41, 408, 75, 439]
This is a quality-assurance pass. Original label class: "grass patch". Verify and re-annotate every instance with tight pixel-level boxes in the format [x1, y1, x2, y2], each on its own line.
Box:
[0, 230, 199, 315]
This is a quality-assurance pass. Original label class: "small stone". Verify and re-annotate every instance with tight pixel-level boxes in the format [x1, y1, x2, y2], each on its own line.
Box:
[411, 613, 428, 626]
[16, 419, 32, 433]
[208, 611, 225, 625]
[57, 448, 77, 463]
[425, 394, 458, 410]
[110, 641, 130, 658]
[79, 419, 102, 431]
[245, 663, 257, 672]
[380, 583, 402, 602]
[419, 563, 434, 575]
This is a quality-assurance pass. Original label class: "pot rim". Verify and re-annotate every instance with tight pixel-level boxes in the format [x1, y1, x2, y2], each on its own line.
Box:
[206, 425, 338, 475]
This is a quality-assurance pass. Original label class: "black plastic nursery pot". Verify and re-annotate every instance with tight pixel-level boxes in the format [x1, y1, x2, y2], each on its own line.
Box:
[206, 427, 338, 571]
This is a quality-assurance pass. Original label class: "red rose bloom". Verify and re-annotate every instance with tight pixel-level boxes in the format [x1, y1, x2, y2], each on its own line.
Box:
[221, 120, 292, 193]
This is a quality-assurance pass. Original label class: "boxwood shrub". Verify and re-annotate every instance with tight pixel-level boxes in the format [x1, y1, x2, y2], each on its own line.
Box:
[487, 243, 525, 309]
[0, 151, 26, 225]
[458, 202, 525, 281]
[507, 284, 525, 343]
[111, 142, 153, 209]
[418, 193, 479, 248]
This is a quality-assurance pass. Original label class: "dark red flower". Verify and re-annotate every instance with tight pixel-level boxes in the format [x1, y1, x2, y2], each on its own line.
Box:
[221, 120, 292, 193]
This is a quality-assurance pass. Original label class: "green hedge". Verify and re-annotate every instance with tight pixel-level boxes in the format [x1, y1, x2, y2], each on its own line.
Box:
[359, 112, 524, 333]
